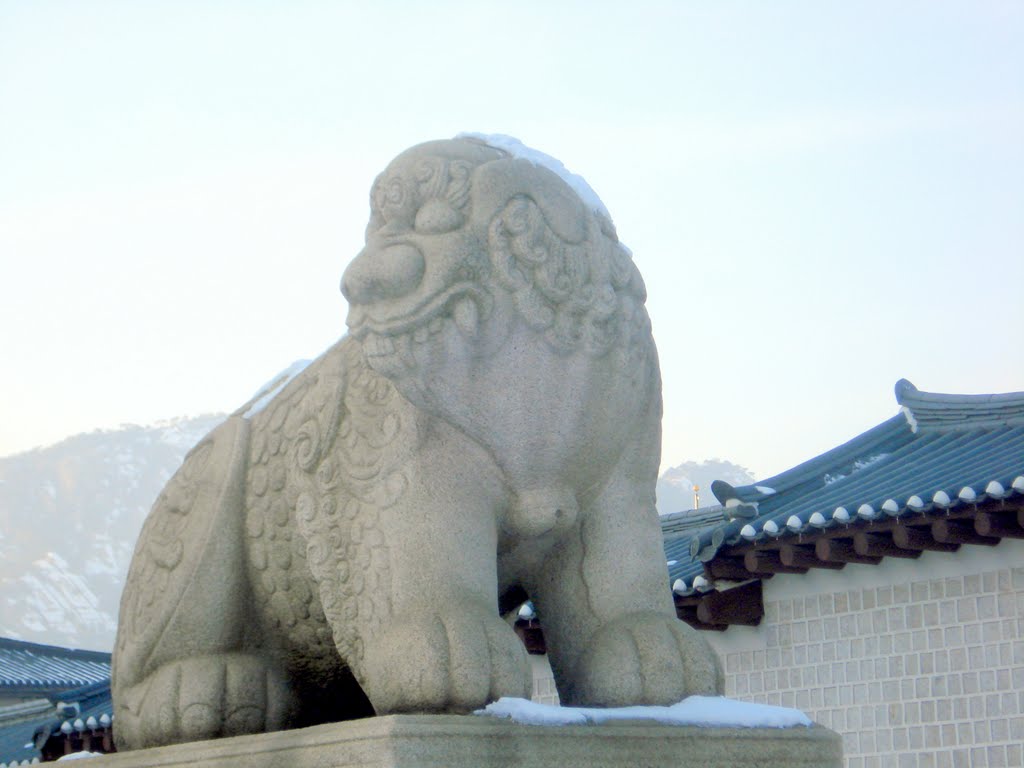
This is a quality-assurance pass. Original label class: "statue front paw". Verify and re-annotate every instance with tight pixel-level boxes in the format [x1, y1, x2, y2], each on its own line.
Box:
[115, 653, 295, 749]
[564, 611, 723, 707]
[360, 604, 531, 714]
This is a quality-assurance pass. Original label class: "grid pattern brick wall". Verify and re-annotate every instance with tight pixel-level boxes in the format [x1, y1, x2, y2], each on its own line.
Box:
[529, 654, 560, 705]
[720, 565, 1024, 768]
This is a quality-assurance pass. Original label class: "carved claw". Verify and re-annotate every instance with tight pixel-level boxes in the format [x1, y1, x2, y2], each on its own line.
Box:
[564, 611, 723, 707]
[359, 605, 531, 714]
[114, 654, 295, 750]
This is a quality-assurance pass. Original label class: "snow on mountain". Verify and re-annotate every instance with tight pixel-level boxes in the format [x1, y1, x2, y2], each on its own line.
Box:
[656, 459, 756, 515]
[0, 414, 223, 651]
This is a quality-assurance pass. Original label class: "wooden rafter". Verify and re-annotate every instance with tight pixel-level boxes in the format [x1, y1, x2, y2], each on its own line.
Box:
[695, 581, 763, 627]
[854, 531, 922, 559]
[975, 510, 1024, 539]
[676, 581, 763, 630]
[891, 524, 960, 552]
[780, 542, 845, 570]
[743, 549, 808, 575]
[814, 537, 882, 565]
[932, 518, 1000, 546]
[688, 499, 1023, 630]
[705, 556, 753, 581]
[513, 619, 547, 655]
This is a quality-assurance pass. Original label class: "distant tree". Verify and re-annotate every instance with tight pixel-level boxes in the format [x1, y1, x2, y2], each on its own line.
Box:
[656, 459, 755, 515]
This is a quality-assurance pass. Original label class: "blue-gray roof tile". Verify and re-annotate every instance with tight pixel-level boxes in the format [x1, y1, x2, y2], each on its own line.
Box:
[0, 638, 110, 694]
[664, 380, 1024, 596]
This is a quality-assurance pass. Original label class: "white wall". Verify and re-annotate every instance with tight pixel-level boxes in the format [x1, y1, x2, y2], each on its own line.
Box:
[708, 539, 1024, 768]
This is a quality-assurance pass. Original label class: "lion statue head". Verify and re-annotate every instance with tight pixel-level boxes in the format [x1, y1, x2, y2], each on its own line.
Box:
[341, 136, 660, 533]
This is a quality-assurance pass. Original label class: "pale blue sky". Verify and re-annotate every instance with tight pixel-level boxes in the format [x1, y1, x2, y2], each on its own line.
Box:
[2, 1, 1022, 478]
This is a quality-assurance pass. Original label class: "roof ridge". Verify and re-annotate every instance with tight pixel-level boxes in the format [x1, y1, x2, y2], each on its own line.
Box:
[0, 638, 111, 662]
[721, 415, 909, 503]
[49, 679, 111, 704]
[896, 379, 1024, 431]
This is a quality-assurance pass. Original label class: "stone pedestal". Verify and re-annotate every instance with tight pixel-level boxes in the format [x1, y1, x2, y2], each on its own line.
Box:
[95, 715, 843, 767]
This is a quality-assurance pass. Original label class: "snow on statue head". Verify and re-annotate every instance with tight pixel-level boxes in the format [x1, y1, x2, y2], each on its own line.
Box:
[112, 136, 723, 751]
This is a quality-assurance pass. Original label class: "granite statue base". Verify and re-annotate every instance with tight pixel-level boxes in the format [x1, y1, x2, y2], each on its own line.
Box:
[97, 715, 843, 767]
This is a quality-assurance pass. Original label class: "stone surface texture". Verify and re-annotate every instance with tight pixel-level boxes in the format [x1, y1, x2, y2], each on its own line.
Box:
[87, 715, 844, 768]
[112, 137, 723, 750]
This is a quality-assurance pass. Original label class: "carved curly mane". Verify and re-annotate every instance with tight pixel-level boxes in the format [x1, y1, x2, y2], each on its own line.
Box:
[488, 195, 650, 357]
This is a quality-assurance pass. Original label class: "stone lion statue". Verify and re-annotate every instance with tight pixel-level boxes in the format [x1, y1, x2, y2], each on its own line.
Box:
[112, 136, 722, 750]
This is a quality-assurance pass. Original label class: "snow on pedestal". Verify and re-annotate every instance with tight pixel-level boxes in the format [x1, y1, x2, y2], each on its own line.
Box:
[475, 696, 813, 728]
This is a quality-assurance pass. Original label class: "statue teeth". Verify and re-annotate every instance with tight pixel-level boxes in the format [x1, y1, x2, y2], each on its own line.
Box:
[397, 332, 417, 369]
[453, 297, 479, 336]
[367, 334, 395, 355]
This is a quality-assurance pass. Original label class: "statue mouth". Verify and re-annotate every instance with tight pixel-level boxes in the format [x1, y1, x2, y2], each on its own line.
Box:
[348, 283, 491, 362]
[360, 318, 446, 360]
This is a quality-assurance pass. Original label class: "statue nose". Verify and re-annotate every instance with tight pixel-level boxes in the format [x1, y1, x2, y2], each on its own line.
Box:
[341, 242, 425, 304]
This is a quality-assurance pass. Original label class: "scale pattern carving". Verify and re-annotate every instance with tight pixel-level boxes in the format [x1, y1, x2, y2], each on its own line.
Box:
[246, 338, 410, 673]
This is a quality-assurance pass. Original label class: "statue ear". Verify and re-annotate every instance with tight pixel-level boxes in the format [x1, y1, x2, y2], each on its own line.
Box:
[470, 158, 587, 244]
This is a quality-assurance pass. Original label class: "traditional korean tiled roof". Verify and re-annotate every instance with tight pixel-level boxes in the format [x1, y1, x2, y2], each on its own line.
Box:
[0, 698, 46, 768]
[0, 639, 110, 697]
[0, 640, 112, 765]
[38, 679, 113, 744]
[664, 380, 1024, 628]
[0, 679, 112, 765]
[662, 507, 731, 594]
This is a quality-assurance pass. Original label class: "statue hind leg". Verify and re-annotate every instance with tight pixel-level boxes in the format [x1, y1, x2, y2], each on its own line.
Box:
[112, 416, 297, 749]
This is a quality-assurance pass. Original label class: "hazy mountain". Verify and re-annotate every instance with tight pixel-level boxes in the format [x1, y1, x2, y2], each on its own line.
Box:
[1, 414, 751, 650]
[656, 459, 756, 515]
[0, 415, 224, 651]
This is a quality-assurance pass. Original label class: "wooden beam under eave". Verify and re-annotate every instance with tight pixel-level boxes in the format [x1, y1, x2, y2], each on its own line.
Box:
[976, 510, 1024, 539]
[744, 549, 808, 575]
[513, 621, 547, 655]
[854, 531, 922, 559]
[779, 542, 845, 570]
[892, 523, 960, 552]
[814, 537, 882, 565]
[932, 518, 1000, 547]
[675, 600, 727, 631]
[705, 556, 754, 581]
[675, 602, 699, 624]
[695, 581, 764, 627]
[778, 540, 843, 573]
